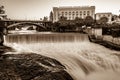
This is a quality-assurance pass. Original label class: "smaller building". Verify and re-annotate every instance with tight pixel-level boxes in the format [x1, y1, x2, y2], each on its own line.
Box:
[95, 12, 112, 22]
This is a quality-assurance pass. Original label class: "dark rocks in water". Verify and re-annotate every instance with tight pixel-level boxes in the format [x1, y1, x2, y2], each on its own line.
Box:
[0, 53, 73, 80]
[0, 45, 15, 56]
[32, 70, 72, 80]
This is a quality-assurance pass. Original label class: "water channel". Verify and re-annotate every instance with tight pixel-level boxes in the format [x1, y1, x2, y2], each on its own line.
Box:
[4, 32, 120, 80]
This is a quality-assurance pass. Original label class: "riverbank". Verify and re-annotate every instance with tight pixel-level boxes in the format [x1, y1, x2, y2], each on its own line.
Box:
[88, 35, 120, 51]
[0, 45, 73, 80]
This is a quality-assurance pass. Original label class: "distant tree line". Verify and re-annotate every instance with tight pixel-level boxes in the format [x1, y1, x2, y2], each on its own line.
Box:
[52, 15, 110, 32]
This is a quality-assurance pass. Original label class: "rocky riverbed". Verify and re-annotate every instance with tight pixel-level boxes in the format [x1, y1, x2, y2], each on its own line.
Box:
[0, 45, 73, 80]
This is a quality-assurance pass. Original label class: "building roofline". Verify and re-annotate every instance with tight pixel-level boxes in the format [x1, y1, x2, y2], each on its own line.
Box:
[59, 6, 95, 8]
[53, 6, 95, 9]
[96, 12, 112, 14]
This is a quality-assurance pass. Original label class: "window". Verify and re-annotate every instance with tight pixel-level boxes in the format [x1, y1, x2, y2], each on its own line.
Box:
[84, 11, 86, 15]
[62, 12, 64, 16]
[80, 14, 82, 16]
[65, 12, 67, 15]
[87, 11, 90, 14]
[76, 14, 78, 17]
[80, 11, 82, 14]
[76, 11, 78, 14]
[84, 11, 86, 14]
[69, 12, 71, 15]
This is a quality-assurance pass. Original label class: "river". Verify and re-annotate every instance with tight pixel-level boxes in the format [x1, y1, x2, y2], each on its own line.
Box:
[4, 32, 120, 80]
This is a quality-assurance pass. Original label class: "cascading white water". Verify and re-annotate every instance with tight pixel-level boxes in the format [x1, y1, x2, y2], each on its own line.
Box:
[4, 32, 120, 80]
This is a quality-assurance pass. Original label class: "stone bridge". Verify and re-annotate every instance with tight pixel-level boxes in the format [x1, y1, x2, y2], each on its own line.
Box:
[7, 22, 46, 31]
[0, 20, 52, 31]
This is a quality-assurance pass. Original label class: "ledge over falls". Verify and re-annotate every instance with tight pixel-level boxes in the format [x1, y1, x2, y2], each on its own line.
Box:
[0, 46, 73, 80]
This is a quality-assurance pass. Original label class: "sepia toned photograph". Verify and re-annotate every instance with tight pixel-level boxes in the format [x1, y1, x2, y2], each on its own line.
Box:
[0, 0, 120, 80]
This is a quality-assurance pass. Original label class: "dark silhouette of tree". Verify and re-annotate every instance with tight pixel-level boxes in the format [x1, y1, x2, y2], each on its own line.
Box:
[49, 11, 53, 22]
[59, 16, 67, 21]
[0, 6, 5, 14]
[43, 16, 48, 21]
[84, 16, 94, 26]
[111, 15, 118, 21]
[40, 18, 42, 21]
[75, 17, 84, 27]
[98, 17, 108, 24]
[52, 22, 60, 31]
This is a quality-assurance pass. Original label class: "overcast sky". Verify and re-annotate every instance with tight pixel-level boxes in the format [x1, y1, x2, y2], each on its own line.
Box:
[0, 0, 120, 20]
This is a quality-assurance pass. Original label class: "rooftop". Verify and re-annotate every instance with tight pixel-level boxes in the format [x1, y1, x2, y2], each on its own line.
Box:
[59, 6, 95, 8]
[53, 6, 95, 9]
[96, 12, 112, 14]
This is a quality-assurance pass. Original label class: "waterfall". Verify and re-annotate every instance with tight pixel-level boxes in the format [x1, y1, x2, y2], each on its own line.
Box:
[4, 32, 120, 80]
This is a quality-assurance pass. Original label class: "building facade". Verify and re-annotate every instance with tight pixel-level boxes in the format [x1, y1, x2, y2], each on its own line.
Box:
[95, 13, 112, 22]
[53, 6, 95, 22]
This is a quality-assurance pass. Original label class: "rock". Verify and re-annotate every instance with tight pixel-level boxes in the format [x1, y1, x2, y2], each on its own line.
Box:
[0, 45, 15, 57]
[0, 53, 73, 80]
[0, 58, 21, 80]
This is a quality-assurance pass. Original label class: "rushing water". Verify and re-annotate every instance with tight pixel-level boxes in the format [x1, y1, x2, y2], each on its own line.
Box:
[4, 32, 120, 80]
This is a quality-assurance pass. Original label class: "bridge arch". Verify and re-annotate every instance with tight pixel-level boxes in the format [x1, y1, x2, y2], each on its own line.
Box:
[7, 22, 47, 31]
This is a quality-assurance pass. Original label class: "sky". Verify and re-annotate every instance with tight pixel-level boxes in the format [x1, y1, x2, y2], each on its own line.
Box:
[0, 0, 120, 20]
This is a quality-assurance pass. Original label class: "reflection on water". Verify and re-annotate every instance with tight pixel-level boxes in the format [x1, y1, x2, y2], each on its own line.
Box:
[4, 32, 120, 80]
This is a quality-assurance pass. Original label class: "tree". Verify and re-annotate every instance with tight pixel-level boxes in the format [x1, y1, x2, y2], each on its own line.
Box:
[0, 6, 5, 14]
[49, 11, 53, 22]
[75, 17, 84, 27]
[0, 5, 7, 20]
[52, 22, 60, 31]
[59, 16, 67, 21]
[40, 18, 42, 21]
[43, 16, 48, 21]
[111, 15, 118, 21]
[84, 16, 94, 26]
[98, 17, 108, 24]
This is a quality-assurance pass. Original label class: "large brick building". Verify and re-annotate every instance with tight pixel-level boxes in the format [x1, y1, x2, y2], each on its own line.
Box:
[53, 6, 95, 22]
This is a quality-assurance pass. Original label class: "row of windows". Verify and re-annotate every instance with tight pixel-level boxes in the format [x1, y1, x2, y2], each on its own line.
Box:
[61, 16, 89, 20]
[59, 13, 91, 16]
[60, 11, 92, 15]
[54, 15, 93, 21]
[97, 14, 111, 17]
